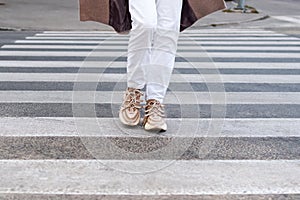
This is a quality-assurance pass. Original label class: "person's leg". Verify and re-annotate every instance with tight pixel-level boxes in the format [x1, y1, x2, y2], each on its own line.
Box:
[126, 0, 157, 90]
[119, 0, 157, 126]
[142, 0, 182, 131]
[145, 0, 183, 103]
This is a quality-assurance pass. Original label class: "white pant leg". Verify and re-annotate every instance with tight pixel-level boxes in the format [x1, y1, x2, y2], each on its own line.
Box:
[127, 0, 182, 103]
[127, 0, 157, 89]
[146, 0, 183, 103]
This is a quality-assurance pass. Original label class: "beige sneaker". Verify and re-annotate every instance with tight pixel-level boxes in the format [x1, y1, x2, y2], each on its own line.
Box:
[119, 87, 144, 126]
[142, 99, 167, 132]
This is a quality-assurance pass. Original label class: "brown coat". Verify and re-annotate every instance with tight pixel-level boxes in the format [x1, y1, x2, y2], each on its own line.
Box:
[79, 0, 226, 33]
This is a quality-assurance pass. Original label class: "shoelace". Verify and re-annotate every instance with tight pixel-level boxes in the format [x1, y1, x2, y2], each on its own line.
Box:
[144, 101, 165, 118]
[121, 89, 144, 110]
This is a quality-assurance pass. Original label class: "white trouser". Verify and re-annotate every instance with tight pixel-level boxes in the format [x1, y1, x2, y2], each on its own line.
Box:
[127, 0, 183, 103]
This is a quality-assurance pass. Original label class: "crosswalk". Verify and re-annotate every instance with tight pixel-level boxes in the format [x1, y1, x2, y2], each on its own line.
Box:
[0, 28, 300, 198]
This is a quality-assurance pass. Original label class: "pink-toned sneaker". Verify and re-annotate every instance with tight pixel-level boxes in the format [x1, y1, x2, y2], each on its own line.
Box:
[142, 99, 167, 132]
[119, 87, 144, 126]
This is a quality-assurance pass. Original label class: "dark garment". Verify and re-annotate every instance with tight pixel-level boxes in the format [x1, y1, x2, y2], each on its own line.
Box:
[79, 0, 226, 33]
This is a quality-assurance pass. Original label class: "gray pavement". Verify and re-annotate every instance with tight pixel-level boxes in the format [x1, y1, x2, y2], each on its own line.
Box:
[0, 31, 37, 46]
[214, 0, 300, 37]
[0, 28, 299, 197]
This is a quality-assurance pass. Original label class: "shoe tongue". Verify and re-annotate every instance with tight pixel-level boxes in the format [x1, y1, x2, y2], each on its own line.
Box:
[147, 99, 158, 104]
[127, 87, 138, 92]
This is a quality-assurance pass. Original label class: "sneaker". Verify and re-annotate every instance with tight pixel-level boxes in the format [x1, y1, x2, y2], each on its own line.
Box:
[119, 87, 144, 126]
[142, 99, 167, 132]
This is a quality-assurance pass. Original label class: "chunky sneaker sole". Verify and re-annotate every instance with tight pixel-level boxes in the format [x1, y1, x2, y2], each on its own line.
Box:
[119, 87, 143, 126]
[144, 121, 167, 132]
[142, 99, 167, 132]
[119, 109, 140, 126]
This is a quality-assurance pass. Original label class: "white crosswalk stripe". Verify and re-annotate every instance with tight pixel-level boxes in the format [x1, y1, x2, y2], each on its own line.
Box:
[24, 36, 300, 41]
[0, 29, 300, 197]
[15, 40, 300, 45]
[3, 44, 300, 51]
[1, 117, 300, 137]
[1, 73, 300, 83]
[1, 160, 299, 195]
[1, 61, 300, 69]
[273, 15, 300, 24]
[1, 50, 299, 58]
